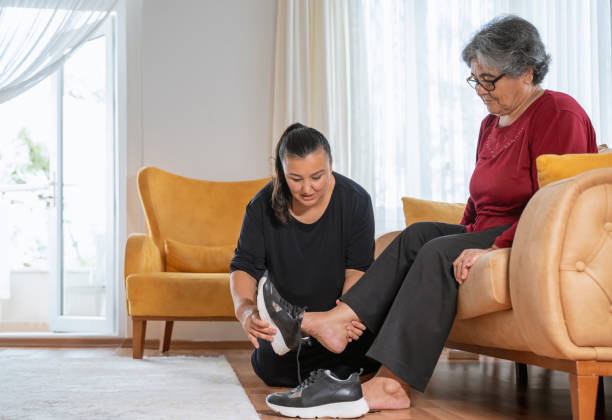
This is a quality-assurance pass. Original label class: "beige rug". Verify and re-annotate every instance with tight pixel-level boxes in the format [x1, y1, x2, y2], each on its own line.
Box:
[0, 354, 259, 420]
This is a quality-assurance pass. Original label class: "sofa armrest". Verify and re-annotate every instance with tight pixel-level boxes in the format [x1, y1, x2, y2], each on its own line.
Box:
[457, 248, 511, 320]
[510, 167, 612, 360]
[124, 233, 164, 279]
[374, 231, 402, 259]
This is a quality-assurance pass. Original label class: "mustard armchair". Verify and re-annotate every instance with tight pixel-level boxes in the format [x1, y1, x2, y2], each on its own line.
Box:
[124, 167, 270, 358]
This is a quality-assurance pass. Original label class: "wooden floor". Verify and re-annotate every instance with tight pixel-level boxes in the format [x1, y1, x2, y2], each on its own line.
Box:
[1, 346, 611, 419]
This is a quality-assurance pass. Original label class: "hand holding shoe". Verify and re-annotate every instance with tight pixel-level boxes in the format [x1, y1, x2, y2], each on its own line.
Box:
[239, 304, 277, 348]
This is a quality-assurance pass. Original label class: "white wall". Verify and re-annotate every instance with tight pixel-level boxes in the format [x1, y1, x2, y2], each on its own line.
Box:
[141, 0, 276, 181]
[122, 0, 277, 340]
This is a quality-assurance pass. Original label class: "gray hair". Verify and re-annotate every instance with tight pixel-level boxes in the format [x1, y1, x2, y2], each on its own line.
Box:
[462, 15, 551, 85]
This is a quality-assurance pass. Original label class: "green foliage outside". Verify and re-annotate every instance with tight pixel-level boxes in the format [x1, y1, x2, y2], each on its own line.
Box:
[9, 128, 50, 184]
[0, 128, 51, 269]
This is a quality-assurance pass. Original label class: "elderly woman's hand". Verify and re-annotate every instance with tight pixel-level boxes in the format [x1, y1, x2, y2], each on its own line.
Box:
[453, 247, 497, 284]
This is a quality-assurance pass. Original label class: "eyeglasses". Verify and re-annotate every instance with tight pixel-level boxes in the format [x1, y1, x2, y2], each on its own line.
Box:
[466, 73, 506, 92]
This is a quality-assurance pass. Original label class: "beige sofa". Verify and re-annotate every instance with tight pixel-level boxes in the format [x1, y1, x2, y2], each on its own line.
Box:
[375, 166, 612, 420]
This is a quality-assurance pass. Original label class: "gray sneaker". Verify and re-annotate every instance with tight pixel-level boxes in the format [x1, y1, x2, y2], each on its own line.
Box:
[257, 276, 307, 356]
[266, 369, 369, 418]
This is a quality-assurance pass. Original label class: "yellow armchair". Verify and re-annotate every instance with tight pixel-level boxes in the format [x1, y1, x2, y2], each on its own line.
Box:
[124, 167, 270, 358]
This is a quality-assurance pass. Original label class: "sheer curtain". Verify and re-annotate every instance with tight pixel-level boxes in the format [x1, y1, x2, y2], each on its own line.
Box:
[0, 0, 117, 103]
[272, 0, 352, 171]
[347, 0, 612, 234]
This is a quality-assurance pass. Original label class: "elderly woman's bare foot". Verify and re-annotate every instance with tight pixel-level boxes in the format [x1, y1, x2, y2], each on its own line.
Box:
[301, 302, 357, 353]
[362, 366, 411, 410]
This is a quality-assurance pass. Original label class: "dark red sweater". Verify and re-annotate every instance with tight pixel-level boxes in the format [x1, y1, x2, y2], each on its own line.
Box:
[461, 90, 598, 248]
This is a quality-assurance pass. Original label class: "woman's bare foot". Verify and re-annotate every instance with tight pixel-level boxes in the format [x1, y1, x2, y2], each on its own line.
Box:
[301, 302, 357, 353]
[362, 366, 411, 410]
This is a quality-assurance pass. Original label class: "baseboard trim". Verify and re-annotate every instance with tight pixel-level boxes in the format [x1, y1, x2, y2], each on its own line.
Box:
[0, 337, 252, 350]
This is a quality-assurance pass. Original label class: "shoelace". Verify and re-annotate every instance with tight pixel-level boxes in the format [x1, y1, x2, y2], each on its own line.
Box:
[274, 291, 310, 384]
[295, 336, 312, 384]
[293, 367, 364, 393]
[294, 368, 325, 392]
[267, 281, 311, 384]
[278, 293, 306, 320]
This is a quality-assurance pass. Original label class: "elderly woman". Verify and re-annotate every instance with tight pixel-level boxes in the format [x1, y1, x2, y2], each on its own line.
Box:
[261, 15, 598, 418]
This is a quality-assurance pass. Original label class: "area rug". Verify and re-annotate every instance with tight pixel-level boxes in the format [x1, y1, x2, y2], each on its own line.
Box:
[0, 355, 260, 420]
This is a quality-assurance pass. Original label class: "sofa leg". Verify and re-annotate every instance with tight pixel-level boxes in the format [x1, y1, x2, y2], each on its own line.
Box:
[132, 318, 147, 359]
[515, 362, 528, 389]
[160, 321, 174, 353]
[596, 377, 605, 417]
[570, 373, 598, 420]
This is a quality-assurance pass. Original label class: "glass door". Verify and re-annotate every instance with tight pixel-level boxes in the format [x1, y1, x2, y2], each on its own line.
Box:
[50, 19, 116, 333]
[0, 18, 116, 334]
[0, 79, 56, 333]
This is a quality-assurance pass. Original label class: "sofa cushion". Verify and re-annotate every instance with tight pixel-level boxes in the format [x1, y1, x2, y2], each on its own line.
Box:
[125, 272, 235, 317]
[401, 197, 465, 227]
[456, 248, 512, 320]
[164, 238, 234, 273]
[449, 310, 529, 350]
[536, 152, 612, 188]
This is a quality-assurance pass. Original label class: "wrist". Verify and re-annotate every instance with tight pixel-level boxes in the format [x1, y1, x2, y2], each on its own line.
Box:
[236, 301, 256, 323]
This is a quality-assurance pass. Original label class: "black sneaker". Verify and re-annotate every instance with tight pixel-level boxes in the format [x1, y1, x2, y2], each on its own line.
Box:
[257, 276, 307, 355]
[266, 369, 369, 418]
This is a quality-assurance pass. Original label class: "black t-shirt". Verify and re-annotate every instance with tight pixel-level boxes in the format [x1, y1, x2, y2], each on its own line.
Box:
[230, 172, 375, 312]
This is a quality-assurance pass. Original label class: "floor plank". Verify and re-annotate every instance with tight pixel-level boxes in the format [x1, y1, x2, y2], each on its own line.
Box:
[1, 346, 610, 419]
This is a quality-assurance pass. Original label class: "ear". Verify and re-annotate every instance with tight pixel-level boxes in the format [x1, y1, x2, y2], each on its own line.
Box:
[522, 68, 534, 84]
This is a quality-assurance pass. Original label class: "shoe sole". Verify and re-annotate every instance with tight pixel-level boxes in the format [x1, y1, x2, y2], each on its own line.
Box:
[257, 277, 291, 356]
[266, 397, 369, 418]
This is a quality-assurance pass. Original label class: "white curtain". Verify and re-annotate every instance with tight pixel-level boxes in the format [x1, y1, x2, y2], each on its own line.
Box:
[0, 0, 117, 104]
[272, 0, 352, 172]
[0, 201, 9, 299]
[274, 0, 612, 234]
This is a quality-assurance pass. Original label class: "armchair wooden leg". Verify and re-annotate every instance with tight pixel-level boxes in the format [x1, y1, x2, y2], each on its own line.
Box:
[132, 318, 147, 359]
[570, 373, 599, 420]
[160, 321, 174, 353]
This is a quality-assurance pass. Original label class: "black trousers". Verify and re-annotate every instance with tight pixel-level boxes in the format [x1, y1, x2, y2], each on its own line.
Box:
[252, 332, 380, 387]
[341, 222, 509, 392]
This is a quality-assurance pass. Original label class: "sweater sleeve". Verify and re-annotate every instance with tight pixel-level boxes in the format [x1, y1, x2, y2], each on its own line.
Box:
[460, 196, 476, 226]
[527, 109, 598, 188]
[345, 193, 375, 271]
[492, 109, 597, 248]
[230, 200, 267, 280]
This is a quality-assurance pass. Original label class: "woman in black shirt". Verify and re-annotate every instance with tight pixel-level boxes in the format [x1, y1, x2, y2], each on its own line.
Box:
[230, 123, 379, 386]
